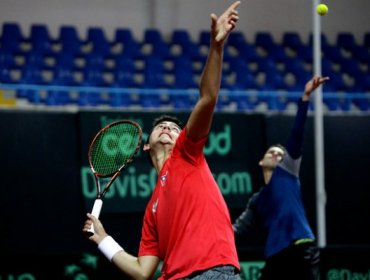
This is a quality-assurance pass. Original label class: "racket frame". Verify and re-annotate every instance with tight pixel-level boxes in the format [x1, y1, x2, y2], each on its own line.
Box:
[86, 120, 142, 235]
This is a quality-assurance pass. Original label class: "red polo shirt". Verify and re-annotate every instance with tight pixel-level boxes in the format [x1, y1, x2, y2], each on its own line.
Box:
[139, 128, 239, 279]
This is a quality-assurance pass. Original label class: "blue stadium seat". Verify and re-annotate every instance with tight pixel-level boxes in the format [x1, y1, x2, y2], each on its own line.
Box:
[58, 25, 82, 55]
[15, 66, 46, 103]
[284, 57, 312, 90]
[78, 91, 102, 107]
[115, 54, 135, 72]
[170, 93, 196, 109]
[143, 72, 168, 88]
[284, 57, 306, 73]
[114, 28, 142, 58]
[322, 90, 350, 111]
[87, 27, 111, 56]
[23, 52, 46, 68]
[45, 90, 71, 106]
[262, 71, 287, 91]
[144, 57, 165, 73]
[228, 31, 249, 48]
[326, 73, 347, 92]
[1, 22, 24, 53]
[236, 43, 259, 61]
[348, 75, 370, 111]
[114, 28, 136, 44]
[340, 58, 363, 77]
[255, 32, 277, 50]
[150, 41, 171, 59]
[109, 87, 133, 107]
[144, 29, 164, 45]
[266, 93, 289, 111]
[354, 99, 369, 111]
[351, 45, 370, 64]
[173, 56, 193, 73]
[321, 57, 335, 77]
[233, 72, 259, 90]
[139, 94, 163, 108]
[52, 67, 76, 86]
[84, 53, 106, 70]
[323, 45, 345, 64]
[113, 68, 137, 88]
[257, 57, 278, 73]
[82, 68, 106, 87]
[173, 70, 197, 89]
[19, 65, 46, 85]
[0, 66, 15, 83]
[296, 45, 313, 63]
[293, 70, 312, 90]
[229, 92, 258, 111]
[336, 32, 357, 52]
[30, 24, 54, 54]
[0, 49, 16, 69]
[282, 32, 304, 51]
[171, 30, 202, 59]
[269, 45, 288, 62]
[228, 58, 250, 73]
[54, 52, 76, 70]
[356, 73, 370, 92]
[171, 29, 192, 46]
[198, 31, 211, 46]
[308, 33, 330, 49]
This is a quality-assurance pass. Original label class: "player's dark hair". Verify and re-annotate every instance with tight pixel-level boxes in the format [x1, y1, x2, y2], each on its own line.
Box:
[152, 115, 184, 132]
[145, 115, 185, 166]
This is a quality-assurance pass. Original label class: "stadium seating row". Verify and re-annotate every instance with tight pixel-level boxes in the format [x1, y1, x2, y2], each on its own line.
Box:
[0, 22, 369, 111]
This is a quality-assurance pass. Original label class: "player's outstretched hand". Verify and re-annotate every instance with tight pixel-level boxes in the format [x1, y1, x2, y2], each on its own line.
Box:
[303, 76, 330, 100]
[83, 213, 109, 245]
[211, 0, 241, 43]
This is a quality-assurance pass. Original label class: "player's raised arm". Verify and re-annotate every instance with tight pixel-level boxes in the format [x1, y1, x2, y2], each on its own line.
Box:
[186, 1, 241, 141]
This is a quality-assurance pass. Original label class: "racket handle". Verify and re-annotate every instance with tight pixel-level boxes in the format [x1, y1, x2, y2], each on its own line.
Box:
[87, 198, 103, 236]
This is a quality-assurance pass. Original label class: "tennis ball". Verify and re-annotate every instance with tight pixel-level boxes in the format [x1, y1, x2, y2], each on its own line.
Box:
[317, 4, 329, 16]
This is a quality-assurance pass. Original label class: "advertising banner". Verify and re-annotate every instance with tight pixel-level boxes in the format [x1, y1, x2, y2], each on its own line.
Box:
[79, 111, 267, 213]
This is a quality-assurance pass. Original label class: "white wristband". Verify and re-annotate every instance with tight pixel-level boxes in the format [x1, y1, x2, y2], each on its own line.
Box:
[98, 236, 124, 261]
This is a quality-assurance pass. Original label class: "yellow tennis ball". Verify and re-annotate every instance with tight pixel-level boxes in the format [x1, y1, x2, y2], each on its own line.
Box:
[317, 4, 329, 16]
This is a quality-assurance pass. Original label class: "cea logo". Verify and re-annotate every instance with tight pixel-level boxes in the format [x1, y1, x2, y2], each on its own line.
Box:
[100, 133, 139, 157]
[239, 261, 264, 280]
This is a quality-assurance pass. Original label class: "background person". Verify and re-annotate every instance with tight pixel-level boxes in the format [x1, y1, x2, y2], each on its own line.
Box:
[233, 76, 329, 280]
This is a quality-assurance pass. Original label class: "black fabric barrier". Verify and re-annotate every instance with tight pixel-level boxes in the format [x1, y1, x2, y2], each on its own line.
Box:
[1, 246, 369, 279]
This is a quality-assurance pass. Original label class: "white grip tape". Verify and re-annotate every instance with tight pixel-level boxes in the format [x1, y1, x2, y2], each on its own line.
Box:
[98, 236, 124, 261]
[87, 199, 103, 235]
[91, 199, 103, 218]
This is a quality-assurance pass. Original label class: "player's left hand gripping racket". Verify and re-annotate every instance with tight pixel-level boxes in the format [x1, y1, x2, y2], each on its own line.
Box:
[87, 120, 142, 236]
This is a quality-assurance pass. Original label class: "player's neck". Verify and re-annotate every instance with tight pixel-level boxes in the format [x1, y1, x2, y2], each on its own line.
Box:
[152, 150, 171, 174]
[263, 169, 273, 185]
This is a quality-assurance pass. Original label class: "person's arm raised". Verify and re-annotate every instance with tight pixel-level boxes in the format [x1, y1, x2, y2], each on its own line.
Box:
[186, 1, 241, 141]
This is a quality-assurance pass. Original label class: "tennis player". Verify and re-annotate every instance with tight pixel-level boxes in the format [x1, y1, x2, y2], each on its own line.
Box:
[83, 1, 241, 279]
[233, 76, 329, 280]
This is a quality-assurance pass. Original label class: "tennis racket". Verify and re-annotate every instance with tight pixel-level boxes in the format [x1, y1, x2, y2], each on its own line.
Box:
[87, 120, 142, 236]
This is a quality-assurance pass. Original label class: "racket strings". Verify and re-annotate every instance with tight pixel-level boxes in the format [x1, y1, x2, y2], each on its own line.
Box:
[90, 123, 141, 176]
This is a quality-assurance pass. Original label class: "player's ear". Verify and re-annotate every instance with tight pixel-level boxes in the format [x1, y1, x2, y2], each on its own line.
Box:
[143, 143, 151, 152]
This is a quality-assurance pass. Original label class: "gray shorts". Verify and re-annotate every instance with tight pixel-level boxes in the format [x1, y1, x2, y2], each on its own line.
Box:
[181, 265, 241, 280]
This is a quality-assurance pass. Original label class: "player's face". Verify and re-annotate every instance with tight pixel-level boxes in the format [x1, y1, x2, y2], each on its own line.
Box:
[150, 121, 182, 146]
[259, 146, 285, 169]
